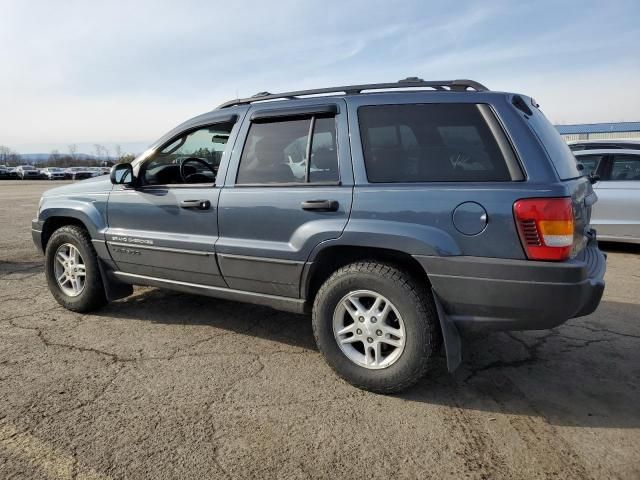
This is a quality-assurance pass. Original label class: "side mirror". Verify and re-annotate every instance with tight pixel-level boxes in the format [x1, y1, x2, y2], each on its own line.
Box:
[110, 163, 134, 186]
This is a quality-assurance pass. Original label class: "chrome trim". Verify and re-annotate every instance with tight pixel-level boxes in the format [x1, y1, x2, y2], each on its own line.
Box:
[107, 241, 213, 256]
[217, 253, 303, 265]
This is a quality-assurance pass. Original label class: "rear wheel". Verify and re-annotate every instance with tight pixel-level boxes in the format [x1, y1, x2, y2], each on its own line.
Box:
[45, 225, 107, 312]
[312, 261, 439, 393]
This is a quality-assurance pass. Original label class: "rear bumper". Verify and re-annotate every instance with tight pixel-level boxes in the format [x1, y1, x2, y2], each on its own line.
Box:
[415, 242, 606, 332]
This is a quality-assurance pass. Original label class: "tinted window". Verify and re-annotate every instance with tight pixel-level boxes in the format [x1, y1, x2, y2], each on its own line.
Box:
[575, 154, 602, 176]
[237, 116, 338, 184]
[358, 104, 512, 183]
[309, 117, 339, 183]
[527, 107, 581, 180]
[143, 123, 233, 185]
[608, 154, 640, 181]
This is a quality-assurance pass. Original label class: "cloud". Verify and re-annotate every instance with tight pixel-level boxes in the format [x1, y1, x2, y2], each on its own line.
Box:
[0, 0, 638, 152]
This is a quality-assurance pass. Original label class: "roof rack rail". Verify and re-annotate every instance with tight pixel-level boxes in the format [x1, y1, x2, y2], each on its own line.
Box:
[217, 77, 489, 109]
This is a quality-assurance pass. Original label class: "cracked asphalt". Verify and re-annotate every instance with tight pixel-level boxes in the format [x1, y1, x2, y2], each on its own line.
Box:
[1, 180, 639, 479]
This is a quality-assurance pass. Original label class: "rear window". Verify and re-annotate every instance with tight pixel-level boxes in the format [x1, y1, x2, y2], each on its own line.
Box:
[526, 105, 581, 180]
[358, 104, 514, 183]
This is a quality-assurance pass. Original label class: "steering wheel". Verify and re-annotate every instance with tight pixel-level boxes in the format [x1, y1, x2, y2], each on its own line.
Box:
[179, 157, 215, 183]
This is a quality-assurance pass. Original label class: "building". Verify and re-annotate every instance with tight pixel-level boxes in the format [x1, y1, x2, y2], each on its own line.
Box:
[555, 122, 640, 142]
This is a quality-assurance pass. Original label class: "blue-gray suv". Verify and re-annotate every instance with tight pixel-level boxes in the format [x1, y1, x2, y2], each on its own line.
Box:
[33, 78, 606, 393]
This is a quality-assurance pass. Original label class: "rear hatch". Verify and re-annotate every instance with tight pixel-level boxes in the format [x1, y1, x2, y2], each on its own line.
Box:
[517, 96, 595, 256]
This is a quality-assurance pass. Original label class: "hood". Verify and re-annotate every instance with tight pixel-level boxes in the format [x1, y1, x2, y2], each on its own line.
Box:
[43, 175, 113, 197]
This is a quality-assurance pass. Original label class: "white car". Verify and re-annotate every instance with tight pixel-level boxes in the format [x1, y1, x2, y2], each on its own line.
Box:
[41, 167, 67, 180]
[16, 165, 41, 179]
[574, 148, 640, 243]
[0, 164, 9, 178]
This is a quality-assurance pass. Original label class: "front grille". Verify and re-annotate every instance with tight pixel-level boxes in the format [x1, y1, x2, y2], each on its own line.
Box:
[520, 219, 542, 246]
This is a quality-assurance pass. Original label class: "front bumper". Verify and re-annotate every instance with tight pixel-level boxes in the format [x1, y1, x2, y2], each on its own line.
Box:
[415, 241, 606, 332]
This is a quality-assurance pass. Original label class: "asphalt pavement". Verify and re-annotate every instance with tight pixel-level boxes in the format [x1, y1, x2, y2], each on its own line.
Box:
[1, 180, 639, 479]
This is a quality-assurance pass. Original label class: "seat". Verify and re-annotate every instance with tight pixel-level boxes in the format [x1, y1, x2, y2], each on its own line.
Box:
[241, 136, 297, 184]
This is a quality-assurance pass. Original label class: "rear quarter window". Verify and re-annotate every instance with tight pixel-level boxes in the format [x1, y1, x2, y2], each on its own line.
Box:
[358, 103, 518, 183]
[525, 104, 582, 180]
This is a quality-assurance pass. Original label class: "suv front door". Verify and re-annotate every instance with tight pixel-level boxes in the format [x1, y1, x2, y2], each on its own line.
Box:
[106, 117, 240, 286]
[217, 100, 353, 297]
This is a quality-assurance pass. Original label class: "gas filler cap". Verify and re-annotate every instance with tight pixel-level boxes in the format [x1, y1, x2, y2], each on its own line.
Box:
[452, 202, 488, 236]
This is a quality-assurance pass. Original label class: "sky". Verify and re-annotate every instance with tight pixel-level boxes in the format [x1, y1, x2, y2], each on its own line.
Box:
[1, 0, 639, 154]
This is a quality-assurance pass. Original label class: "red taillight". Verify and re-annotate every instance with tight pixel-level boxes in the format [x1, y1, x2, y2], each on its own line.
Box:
[513, 197, 574, 261]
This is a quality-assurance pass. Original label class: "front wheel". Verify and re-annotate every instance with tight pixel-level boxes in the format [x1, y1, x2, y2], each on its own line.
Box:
[312, 261, 440, 393]
[44, 225, 107, 312]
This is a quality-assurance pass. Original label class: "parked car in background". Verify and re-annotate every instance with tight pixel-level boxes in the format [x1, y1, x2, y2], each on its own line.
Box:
[0, 165, 9, 179]
[569, 140, 640, 151]
[64, 167, 93, 180]
[16, 165, 42, 179]
[33, 78, 606, 393]
[574, 149, 640, 243]
[6, 167, 19, 179]
[87, 167, 107, 177]
[41, 167, 67, 180]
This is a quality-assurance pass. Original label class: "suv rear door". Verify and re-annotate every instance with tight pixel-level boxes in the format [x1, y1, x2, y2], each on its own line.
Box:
[216, 99, 353, 297]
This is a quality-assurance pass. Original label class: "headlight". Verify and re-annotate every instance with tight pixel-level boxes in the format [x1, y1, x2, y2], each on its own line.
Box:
[37, 197, 44, 216]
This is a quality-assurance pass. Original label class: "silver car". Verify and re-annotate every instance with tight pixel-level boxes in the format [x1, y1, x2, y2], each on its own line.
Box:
[41, 167, 67, 180]
[574, 149, 640, 243]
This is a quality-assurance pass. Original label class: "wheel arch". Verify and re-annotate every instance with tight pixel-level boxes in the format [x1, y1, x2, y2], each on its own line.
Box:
[39, 202, 107, 251]
[302, 245, 431, 305]
[41, 216, 89, 252]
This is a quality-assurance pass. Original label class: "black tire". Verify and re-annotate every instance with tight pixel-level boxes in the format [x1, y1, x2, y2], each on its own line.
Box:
[312, 261, 440, 394]
[44, 225, 107, 312]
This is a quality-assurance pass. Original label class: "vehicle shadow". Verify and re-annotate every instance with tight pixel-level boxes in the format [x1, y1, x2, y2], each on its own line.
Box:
[99, 288, 640, 429]
[401, 299, 640, 429]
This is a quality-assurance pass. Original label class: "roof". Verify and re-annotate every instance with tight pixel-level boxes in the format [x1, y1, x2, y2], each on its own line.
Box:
[555, 122, 640, 135]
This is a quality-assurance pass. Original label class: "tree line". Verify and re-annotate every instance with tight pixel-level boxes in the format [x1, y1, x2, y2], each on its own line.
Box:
[0, 144, 136, 167]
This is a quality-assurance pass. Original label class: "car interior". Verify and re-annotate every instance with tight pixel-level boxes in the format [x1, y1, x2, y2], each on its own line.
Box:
[141, 124, 233, 185]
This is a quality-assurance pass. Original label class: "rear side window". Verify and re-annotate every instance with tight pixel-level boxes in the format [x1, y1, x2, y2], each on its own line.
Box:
[608, 154, 640, 181]
[358, 104, 515, 183]
[236, 116, 339, 184]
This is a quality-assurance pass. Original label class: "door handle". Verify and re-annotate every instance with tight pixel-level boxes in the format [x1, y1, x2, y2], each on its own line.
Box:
[180, 199, 211, 210]
[301, 200, 339, 212]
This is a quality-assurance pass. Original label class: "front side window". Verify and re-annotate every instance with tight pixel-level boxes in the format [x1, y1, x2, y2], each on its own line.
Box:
[575, 154, 603, 176]
[236, 115, 339, 184]
[358, 104, 513, 183]
[142, 123, 233, 185]
[608, 154, 640, 181]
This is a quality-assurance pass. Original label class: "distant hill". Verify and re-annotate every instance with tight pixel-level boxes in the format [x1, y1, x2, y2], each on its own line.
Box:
[18, 153, 112, 164]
